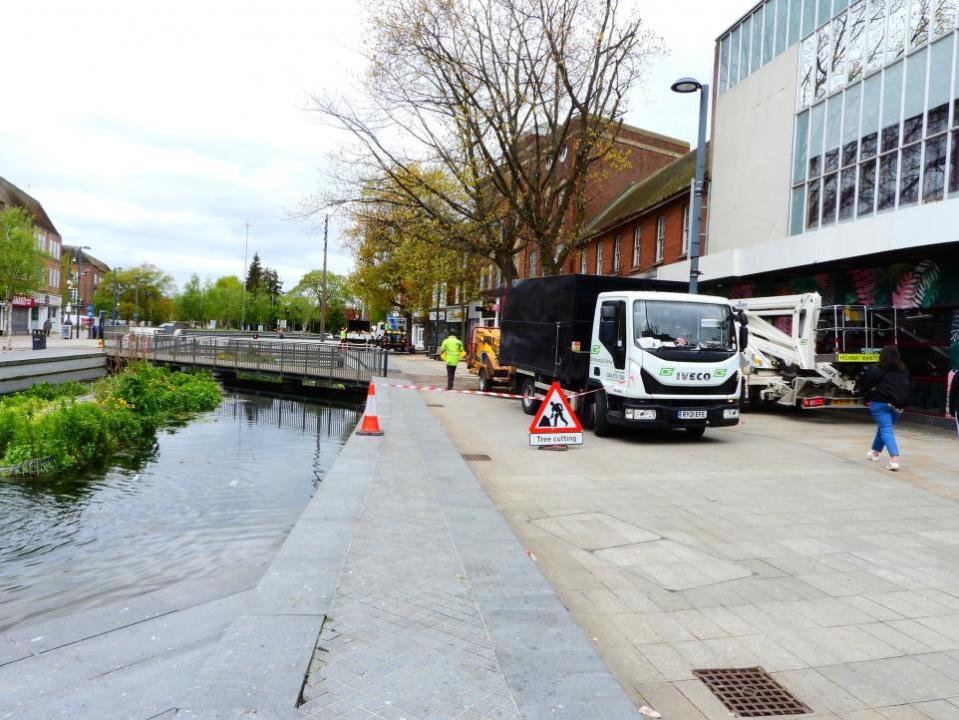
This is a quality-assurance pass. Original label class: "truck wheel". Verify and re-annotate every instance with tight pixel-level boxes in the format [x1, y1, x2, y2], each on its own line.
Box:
[685, 426, 706, 439]
[478, 370, 491, 393]
[580, 394, 595, 430]
[521, 377, 540, 416]
[593, 391, 613, 437]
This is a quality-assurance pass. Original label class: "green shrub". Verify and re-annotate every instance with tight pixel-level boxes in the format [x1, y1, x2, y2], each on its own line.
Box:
[0, 364, 221, 476]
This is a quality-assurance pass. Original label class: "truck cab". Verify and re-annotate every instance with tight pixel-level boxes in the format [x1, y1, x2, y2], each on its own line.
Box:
[587, 291, 743, 436]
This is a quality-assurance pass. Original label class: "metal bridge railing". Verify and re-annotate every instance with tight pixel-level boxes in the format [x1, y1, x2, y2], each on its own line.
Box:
[107, 336, 388, 385]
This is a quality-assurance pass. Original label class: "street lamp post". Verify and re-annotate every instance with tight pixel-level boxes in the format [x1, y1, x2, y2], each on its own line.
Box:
[241, 223, 250, 331]
[320, 214, 329, 336]
[72, 245, 91, 337]
[112, 267, 122, 324]
[670, 77, 710, 295]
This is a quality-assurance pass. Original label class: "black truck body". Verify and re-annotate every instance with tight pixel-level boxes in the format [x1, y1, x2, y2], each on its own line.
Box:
[500, 274, 685, 386]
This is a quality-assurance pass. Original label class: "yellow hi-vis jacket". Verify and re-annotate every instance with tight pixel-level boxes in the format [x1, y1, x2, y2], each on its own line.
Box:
[440, 336, 465, 366]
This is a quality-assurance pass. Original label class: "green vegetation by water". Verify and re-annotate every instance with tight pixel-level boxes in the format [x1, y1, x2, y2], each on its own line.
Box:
[0, 364, 221, 476]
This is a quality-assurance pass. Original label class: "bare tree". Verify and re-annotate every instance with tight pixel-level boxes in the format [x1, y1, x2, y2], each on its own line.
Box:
[311, 0, 660, 281]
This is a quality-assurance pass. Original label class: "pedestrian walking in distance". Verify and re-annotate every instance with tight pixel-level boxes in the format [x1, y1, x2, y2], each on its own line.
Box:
[861, 345, 911, 471]
[440, 330, 465, 390]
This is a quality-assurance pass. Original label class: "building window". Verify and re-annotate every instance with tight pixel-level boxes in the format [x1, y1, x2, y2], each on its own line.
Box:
[595, 241, 604, 274]
[580, 250, 588, 274]
[528, 250, 537, 278]
[682, 205, 690, 256]
[612, 235, 621, 272]
[656, 217, 665, 263]
[632, 226, 642, 267]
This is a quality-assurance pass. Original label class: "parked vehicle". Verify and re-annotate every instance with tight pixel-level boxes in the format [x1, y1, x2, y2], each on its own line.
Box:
[467, 326, 513, 391]
[500, 274, 747, 438]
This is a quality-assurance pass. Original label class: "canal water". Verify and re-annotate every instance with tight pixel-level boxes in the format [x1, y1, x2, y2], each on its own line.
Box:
[0, 391, 361, 632]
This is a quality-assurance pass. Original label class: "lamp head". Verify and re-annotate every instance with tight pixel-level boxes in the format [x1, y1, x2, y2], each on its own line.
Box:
[671, 77, 703, 94]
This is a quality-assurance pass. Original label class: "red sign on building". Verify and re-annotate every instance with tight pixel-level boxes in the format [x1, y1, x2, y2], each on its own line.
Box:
[11, 295, 35, 308]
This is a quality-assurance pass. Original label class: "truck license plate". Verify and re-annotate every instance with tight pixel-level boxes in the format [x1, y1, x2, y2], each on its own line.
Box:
[678, 410, 707, 420]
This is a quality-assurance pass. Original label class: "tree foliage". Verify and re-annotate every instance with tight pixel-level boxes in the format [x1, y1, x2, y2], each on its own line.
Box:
[311, 0, 659, 279]
[93, 264, 176, 325]
[0, 208, 45, 347]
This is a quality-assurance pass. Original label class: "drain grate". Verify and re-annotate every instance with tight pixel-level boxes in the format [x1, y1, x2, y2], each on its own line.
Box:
[693, 667, 811, 717]
[462, 454, 492, 462]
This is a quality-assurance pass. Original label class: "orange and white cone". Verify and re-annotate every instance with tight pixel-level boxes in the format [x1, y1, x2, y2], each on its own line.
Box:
[356, 382, 384, 436]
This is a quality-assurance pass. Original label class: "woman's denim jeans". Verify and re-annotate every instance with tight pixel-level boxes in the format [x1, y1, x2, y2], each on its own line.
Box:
[870, 401, 901, 457]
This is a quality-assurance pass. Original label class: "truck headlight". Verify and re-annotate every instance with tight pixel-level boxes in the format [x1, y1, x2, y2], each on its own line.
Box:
[723, 408, 740, 419]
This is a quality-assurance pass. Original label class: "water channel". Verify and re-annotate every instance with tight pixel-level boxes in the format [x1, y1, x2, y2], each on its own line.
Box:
[0, 391, 361, 632]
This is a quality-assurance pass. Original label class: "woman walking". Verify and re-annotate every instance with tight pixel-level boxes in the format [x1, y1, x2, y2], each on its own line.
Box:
[861, 345, 911, 471]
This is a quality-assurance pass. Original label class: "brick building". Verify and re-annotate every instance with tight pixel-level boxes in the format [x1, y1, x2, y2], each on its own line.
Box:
[62, 245, 111, 324]
[0, 177, 64, 335]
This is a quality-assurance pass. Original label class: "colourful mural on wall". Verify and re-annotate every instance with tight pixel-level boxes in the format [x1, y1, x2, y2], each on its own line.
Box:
[726, 259, 959, 310]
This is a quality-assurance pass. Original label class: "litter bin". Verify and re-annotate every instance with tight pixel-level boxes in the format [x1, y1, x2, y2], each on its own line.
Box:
[61, 322, 72, 340]
[32, 329, 47, 350]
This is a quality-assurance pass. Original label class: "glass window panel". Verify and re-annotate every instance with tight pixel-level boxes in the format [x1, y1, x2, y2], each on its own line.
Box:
[742, 16, 753, 77]
[882, 60, 904, 151]
[843, 139, 860, 165]
[835, 0, 849, 10]
[791, 185, 807, 234]
[830, 11, 849, 93]
[822, 172, 839, 223]
[878, 151, 899, 208]
[790, 0, 803, 44]
[899, 142, 922, 204]
[826, 147, 841, 171]
[730, 25, 741, 85]
[950, 129, 959, 191]
[904, 47, 928, 119]
[861, 72, 881, 136]
[928, 36, 954, 132]
[862, 130, 879, 157]
[794, 110, 811, 183]
[720, 35, 730, 92]
[777, 0, 789, 53]
[911, 0, 931, 48]
[923, 133, 948, 200]
[826, 93, 843, 155]
[934, 0, 958, 38]
[844, 82, 862, 144]
[859, 157, 878, 213]
[803, 0, 817, 36]
[887, 0, 909, 64]
[816, 22, 832, 100]
[809, 101, 826, 175]
[819, 0, 833, 27]
[839, 166, 857, 217]
[753, 9, 764, 70]
[765, 1, 777, 64]
[865, 0, 887, 74]
[847, 0, 867, 82]
[807, 178, 822, 226]
[799, 34, 818, 107]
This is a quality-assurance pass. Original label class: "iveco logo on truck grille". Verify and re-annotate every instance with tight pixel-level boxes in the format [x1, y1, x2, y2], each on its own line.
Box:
[677, 371, 712, 381]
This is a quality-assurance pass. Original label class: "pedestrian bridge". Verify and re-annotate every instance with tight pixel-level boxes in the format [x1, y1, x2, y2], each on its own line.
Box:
[107, 335, 388, 389]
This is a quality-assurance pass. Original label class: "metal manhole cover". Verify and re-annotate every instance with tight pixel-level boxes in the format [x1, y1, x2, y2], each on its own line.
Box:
[462, 454, 492, 461]
[693, 667, 811, 717]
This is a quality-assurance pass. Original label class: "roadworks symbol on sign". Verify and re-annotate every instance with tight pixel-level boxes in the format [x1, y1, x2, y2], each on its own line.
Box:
[529, 382, 583, 447]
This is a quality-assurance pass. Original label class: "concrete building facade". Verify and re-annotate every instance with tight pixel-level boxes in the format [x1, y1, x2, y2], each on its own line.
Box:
[655, 0, 959, 414]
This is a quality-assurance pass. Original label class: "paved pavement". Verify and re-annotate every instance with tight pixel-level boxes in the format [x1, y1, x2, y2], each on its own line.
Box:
[390, 354, 959, 720]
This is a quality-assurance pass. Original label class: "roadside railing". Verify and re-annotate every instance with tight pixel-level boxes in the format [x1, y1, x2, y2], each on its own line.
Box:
[107, 335, 388, 385]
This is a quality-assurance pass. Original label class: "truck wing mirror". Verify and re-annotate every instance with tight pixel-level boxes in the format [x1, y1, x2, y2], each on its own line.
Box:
[739, 325, 750, 352]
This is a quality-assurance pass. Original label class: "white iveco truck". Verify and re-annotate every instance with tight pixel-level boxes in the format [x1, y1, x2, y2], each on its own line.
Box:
[500, 275, 748, 438]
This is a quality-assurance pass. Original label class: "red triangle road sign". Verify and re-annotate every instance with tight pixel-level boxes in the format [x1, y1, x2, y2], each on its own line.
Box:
[529, 382, 583, 443]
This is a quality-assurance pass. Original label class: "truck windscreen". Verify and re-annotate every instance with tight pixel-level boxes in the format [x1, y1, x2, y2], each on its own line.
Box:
[634, 301, 735, 351]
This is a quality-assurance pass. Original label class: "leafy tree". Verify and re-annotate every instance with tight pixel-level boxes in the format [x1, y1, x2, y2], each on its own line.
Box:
[203, 275, 244, 328]
[93, 264, 176, 326]
[175, 274, 204, 322]
[286, 271, 351, 333]
[311, 0, 660, 280]
[0, 207, 44, 348]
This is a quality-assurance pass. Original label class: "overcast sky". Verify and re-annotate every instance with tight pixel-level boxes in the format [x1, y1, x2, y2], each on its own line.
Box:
[1, 0, 756, 293]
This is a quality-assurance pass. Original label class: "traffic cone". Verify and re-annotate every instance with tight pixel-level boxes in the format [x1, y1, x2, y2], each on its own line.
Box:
[356, 382, 384, 436]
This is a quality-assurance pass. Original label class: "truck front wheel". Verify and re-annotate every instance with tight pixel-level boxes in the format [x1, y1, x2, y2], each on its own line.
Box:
[478, 370, 491, 393]
[593, 391, 613, 437]
[520, 377, 540, 416]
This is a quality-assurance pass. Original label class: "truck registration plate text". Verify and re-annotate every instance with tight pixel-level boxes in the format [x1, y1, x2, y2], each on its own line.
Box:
[678, 410, 707, 420]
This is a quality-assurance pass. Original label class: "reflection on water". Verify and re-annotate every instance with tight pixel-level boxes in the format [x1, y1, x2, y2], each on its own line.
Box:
[0, 392, 360, 632]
